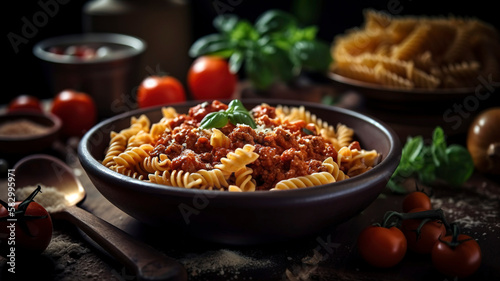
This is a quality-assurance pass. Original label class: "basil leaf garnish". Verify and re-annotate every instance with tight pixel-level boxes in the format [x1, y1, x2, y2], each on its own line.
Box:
[302, 127, 314, 135]
[199, 100, 256, 129]
[199, 111, 229, 130]
[229, 111, 256, 128]
[228, 99, 247, 112]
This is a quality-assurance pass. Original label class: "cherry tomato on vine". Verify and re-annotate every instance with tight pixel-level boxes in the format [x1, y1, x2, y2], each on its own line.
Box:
[188, 56, 237, 100]
[357, 225, 407, 268]
[0, 186, 53, 256]
[431, 234, 482, 278]
[137, 75, 186, 108]
[401, 207, 447, 254]
[8, 95, 43, 113]
[51, 89, 97, 137]
[402, 191, 432, 213]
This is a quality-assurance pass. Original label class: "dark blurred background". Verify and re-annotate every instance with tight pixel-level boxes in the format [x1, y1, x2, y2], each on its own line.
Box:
[3, 0, 499, 105]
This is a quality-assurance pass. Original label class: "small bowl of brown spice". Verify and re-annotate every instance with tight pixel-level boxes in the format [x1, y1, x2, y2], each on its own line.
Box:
[0, 111, 62, 155]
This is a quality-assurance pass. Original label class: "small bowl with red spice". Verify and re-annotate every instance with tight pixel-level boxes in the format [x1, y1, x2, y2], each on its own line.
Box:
[78, 99, 401, 245]
[0, 111, 62, 155]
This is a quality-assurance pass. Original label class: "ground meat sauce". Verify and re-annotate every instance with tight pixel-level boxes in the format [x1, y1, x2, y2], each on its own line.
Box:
[151, 101, 339, 190]
[188, 100, 228, 123]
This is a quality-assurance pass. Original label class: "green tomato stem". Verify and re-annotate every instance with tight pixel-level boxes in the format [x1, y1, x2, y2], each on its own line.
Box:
[438, 222, 474, 249]
[18, 185, 42, 215]
[382, 209, 449, 230]
[451, 223, 460, 245]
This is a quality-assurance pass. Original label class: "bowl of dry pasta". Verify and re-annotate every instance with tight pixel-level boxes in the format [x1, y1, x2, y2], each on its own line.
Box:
[78, 99, 401, 244]
[329, 9, 500, 110]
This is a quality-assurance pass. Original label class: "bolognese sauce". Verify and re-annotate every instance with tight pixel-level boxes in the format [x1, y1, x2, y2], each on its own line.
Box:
[151, 101, 339, 190]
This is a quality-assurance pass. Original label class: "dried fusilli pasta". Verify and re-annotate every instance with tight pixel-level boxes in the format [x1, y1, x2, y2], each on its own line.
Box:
[330, 9, 500, 89]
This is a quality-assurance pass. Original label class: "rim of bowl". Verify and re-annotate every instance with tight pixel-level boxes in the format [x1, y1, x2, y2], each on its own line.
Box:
[78, 99, 401, 205]
[328, 72, 477, 95]
[33, 32, 146, 64]
[0, 111, 62, 141]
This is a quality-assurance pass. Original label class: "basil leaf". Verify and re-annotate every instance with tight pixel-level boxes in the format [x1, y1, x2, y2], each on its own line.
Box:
[227, 100, 256, 128]
[189, 34, 234, 58]
[263, 44, 296, 81]
[228, 99, 247, 112]
[213, 14, 239, 35]
[229, 111, 256, 128]
[272, 38, 293, 52]
[229, 51, 244, 74]
[200, 100, 256, 129]
[199, 112, 228, 129]
[431, 126, 448, 167]
[293, 26, 318, 42]
[290, 40, 332, 72]
[228, 111, 247, 125]
[386, 180, 408, 194]
[388, 125, 475, 192]
[302, 127, 314, 135]
[437, 145, 474, 186]
[245, 52, 275, 90]
[403, 136, 424, 162]
[283, 26, 318, 44]
[230, 20, 259, 41]
[255, 9, 297, 35]
[417, 164, 437, 185]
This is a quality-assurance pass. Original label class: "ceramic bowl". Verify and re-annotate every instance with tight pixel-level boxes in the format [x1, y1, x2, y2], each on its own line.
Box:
[328, 72, 500, 139]
[78, 99, 401, 245]
[0, 111, 61, 155]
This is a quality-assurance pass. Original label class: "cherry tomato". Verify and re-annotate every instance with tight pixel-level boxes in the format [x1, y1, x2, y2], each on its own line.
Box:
[432, 234, 482, 278]
[137, 75, 186, 108]
[0, 186, 53, 256]
[402, 191, 432, 213]
[65, 45, 96, 59]
[357, 225, 407, 268]
[401, 208, 447, 254]
[51, 89, 97, 137]
[48, 46, 65, 55]
[8, 95, 43, 113]
[188, 56, 237, 100]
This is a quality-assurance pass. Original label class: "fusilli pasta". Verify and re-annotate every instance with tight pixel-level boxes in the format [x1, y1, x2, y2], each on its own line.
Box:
[271, 172, 336, 191]
[101, 101, 380, 191]
[330, 9, 500, 89]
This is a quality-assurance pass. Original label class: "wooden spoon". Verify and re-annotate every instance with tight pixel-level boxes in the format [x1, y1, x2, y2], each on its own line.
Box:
[13, 154, 187, 281]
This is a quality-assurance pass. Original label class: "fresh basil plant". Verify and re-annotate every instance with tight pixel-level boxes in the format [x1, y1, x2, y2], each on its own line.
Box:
[189, 10, 332, 90]
[387, 127, 474, 193]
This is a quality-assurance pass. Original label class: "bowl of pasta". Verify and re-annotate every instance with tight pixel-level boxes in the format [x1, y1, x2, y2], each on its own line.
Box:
[329, 9, 500, 110]
[78, 99, 401, 244]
